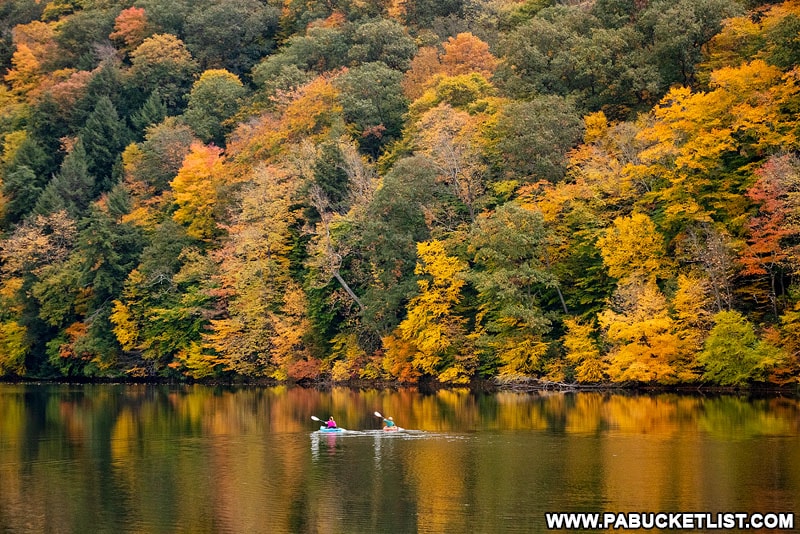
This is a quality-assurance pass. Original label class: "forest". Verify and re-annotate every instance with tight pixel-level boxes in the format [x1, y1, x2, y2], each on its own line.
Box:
[0, 0, 799, 387]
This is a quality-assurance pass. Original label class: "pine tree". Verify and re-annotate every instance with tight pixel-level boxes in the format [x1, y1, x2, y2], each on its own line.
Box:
[79, 95, 130, 194]
[33, 140, 95, 217]
[2, 165, 42, 225]
[131, 90, 167, 137]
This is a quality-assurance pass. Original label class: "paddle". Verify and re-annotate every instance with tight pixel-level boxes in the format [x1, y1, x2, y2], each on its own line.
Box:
[313, 415, 344, 431]
[375, 411, 401, 431]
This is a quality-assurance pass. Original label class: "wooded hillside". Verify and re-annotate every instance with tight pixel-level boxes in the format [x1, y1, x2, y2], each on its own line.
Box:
[1, 0, 798, 387]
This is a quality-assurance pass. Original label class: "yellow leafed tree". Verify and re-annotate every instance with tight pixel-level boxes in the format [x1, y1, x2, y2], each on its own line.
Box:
[0, 320, 28, 376]
[597, 212, 671, 283]
[4, 44, 43, 97]
[205, 164, 306, 378]
[563, 317, 606, 383]
[599, 280, 680, 383]
[413, 104, 486, 219]
[170, 142, 224, 240]
[634, 57, 800, 231]
[671, 272, 714, 381]
[394, 240, 474, 383]
[270, 283, 314, 381]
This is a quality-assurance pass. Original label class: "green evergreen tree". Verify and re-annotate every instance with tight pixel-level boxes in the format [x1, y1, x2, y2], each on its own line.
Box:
[2, 165, 42, 225]
[399, 0, 463, 29]
[356, 156, 446, 334]
[490, 96, 583, 182]
[131, 90, 168, 137]
[77, 206, 144, 310]
[53, 8, 116, 70]
[73, 62, 137, 125]
[33, 140, 94, 217]
[65, 206, 144, 373]
[27, 96, 68, 178]
[590, 0, 639, 28]
[468, 203, 555, 375]
[110, 223, 211, 374]
[105, 182, 132, 221]
[7, 134, 50, 178]
[137, 0, 190, 35]
[251, 25, 349, 82]
[764, 13, 800, 69]
[79, 95, 130, 194]
[347, 19, 417, 70]
[636, 0, 743, 88]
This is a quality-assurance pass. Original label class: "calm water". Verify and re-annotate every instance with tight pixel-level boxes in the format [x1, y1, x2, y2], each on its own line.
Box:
[0, 384, 798, 533]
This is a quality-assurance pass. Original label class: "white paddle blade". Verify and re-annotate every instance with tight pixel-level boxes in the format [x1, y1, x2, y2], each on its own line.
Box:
[311, 416, 321, 421]
[374, 411, 382, 418]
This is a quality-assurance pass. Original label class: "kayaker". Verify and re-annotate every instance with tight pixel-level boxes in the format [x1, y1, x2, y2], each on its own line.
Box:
[326, 416, 337, 429]
[383, 416, 395, 429]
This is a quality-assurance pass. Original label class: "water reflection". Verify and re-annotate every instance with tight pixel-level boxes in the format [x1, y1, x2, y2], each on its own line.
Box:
[1, 384, 798, 533]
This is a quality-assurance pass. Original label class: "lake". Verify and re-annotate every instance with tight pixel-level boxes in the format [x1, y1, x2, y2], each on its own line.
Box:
[0, 383, 798, 533]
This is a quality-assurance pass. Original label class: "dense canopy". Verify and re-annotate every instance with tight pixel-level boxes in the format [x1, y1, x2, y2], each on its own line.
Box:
[0, 0, 798, 387]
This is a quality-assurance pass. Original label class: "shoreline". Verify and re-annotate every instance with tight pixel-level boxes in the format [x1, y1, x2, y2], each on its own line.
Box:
[1, 375, 797, 397]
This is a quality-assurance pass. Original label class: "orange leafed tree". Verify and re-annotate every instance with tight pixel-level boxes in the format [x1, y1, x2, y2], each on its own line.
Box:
[5, 21, 60, 98]
[281, 74, 343, 141]
[272, 283, 316, 380]
[401, 33, 497, 101]
[441, 33, 499, 78]
[49, 70, 92, 112]
[402, 46, 441, 100]
[228, 75, 343, 168]
[110, 7, 151, 55]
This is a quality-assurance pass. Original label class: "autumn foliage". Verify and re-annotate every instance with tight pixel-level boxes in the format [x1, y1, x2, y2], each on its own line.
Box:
[0, 0, 799, 387]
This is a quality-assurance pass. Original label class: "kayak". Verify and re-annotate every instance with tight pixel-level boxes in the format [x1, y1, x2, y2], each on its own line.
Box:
[319, 426, 345, 433]
[383, 426, 399, 432]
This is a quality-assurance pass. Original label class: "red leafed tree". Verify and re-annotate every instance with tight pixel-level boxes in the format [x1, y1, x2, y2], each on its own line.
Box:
[740, 154, 800, 318]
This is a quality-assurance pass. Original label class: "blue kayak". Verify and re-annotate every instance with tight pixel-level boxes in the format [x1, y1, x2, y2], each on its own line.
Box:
[318, 426, 345, 433]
